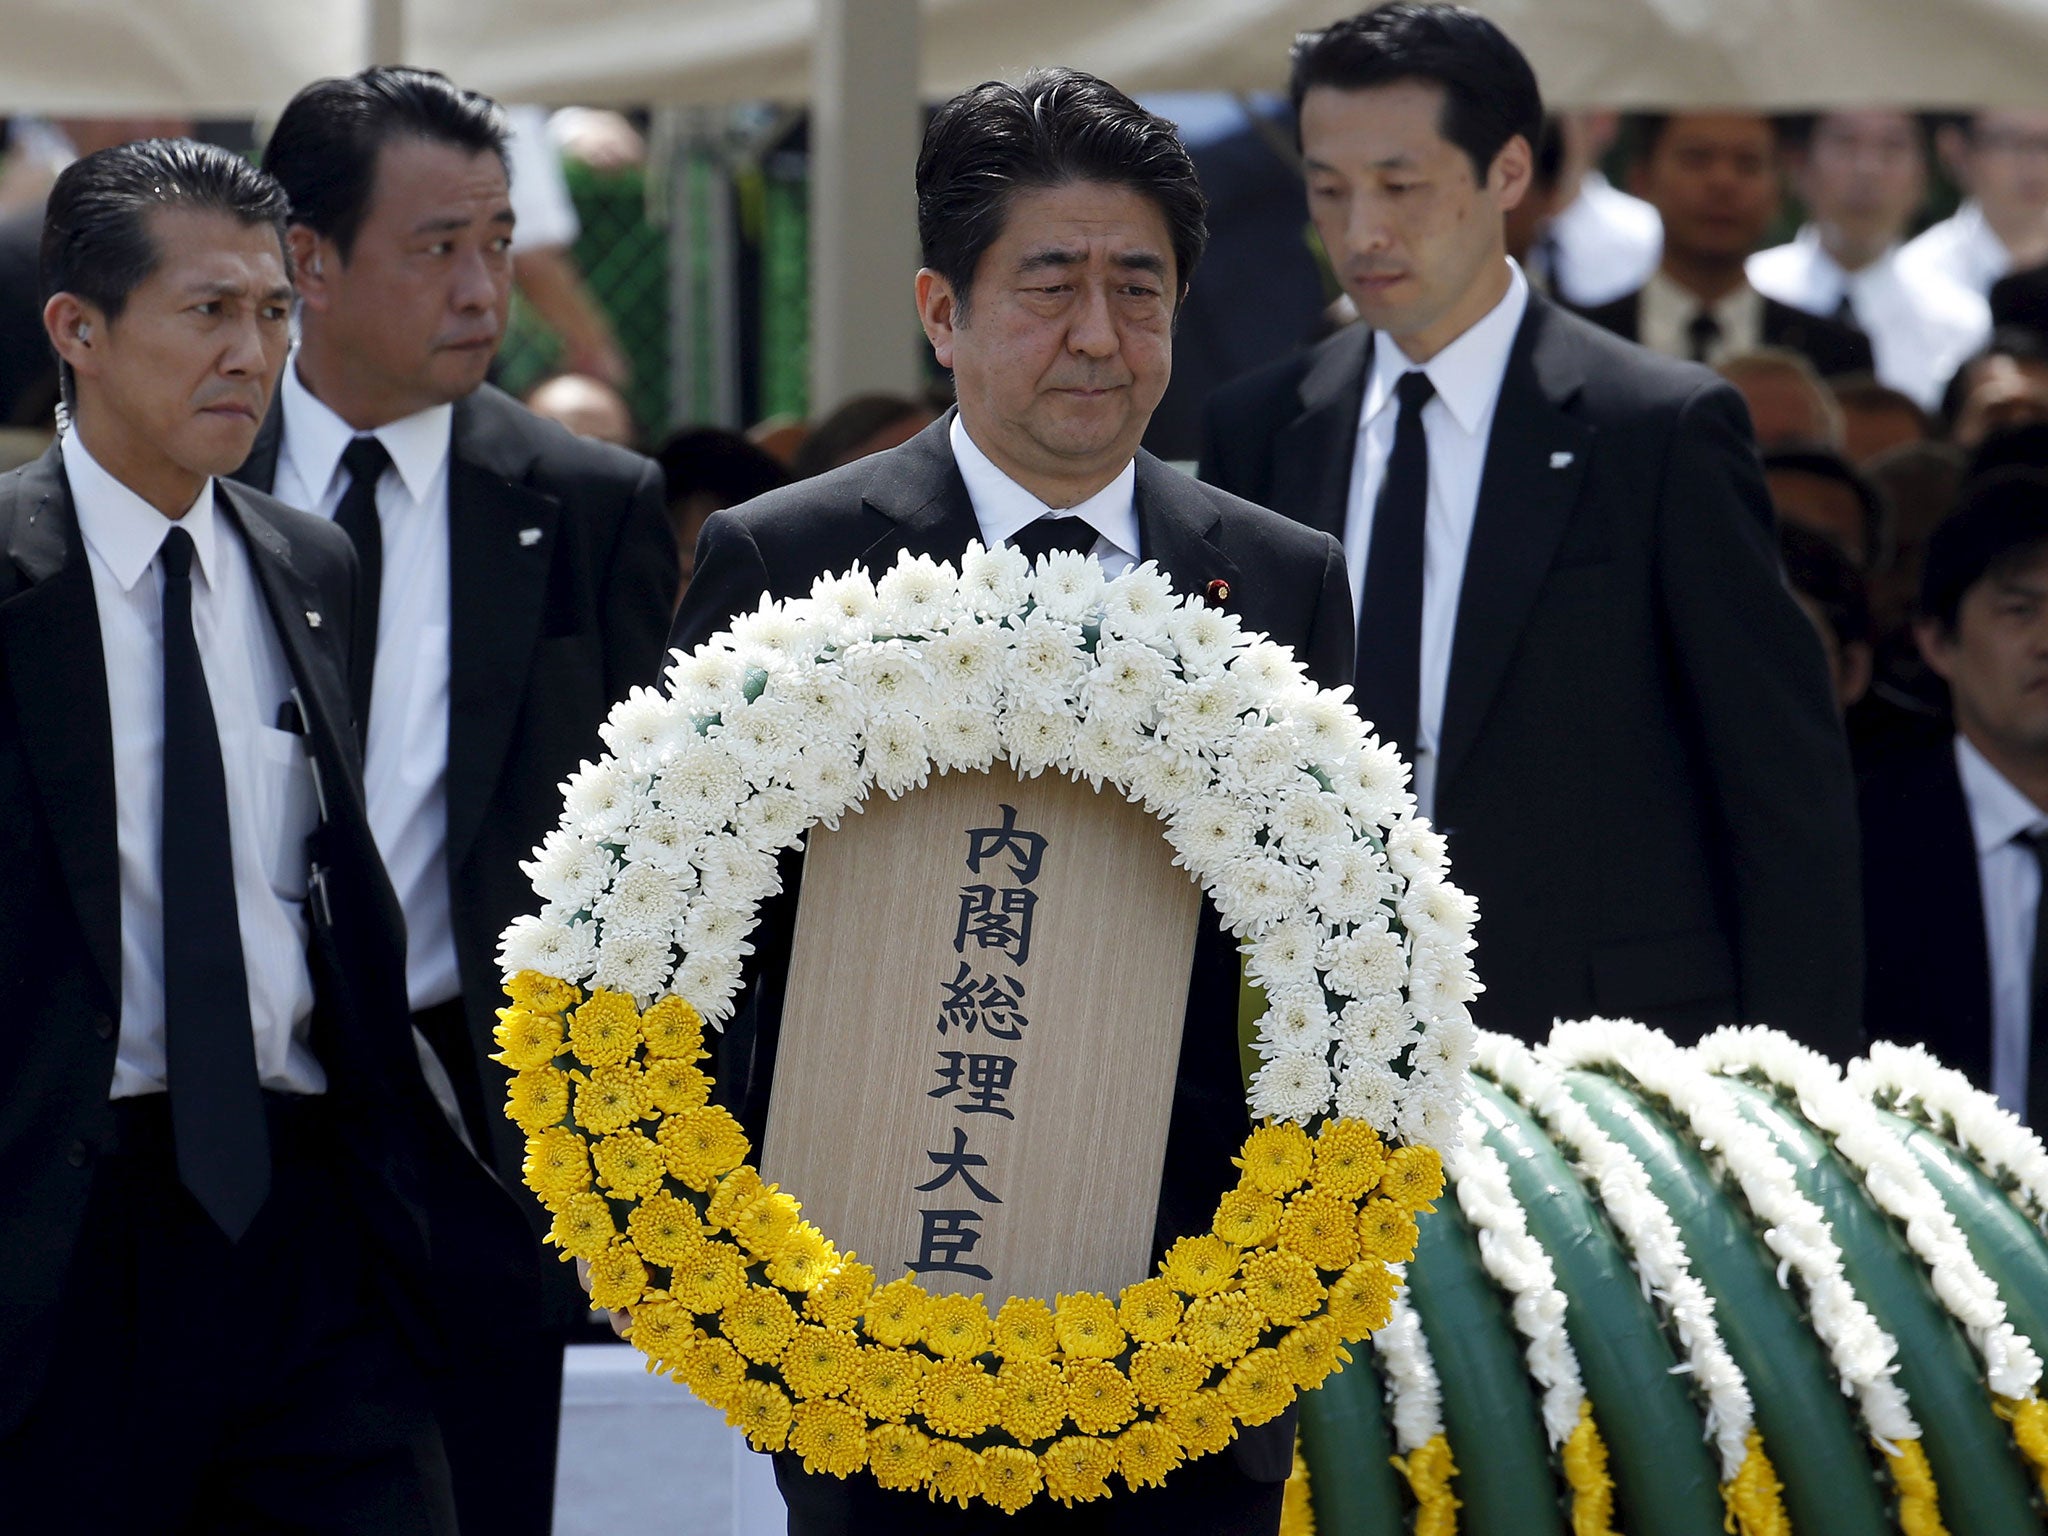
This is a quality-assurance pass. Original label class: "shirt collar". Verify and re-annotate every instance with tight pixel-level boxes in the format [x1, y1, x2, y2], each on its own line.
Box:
[62, 426, 217, 592]
[280, 349, 454, 505]
[948, 412, 1140, 558]
[1643, 266, 1762, 336]
[1364, 259, 1530, 435]
[1955, 733, 2048, 855]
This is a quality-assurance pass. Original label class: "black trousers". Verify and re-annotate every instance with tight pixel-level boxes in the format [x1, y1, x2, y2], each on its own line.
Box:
[0, 1094, 456, 1535]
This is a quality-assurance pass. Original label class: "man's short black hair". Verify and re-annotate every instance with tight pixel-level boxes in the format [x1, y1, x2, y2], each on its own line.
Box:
[1288, 4, 1542, 185]
[1762, 445, 1892, 571]
[1780, 523, 1871, 649]
[1920, 467, 2048, 631]
[263, 66, 508, 262]
[1937, 326, 2048, 435]
[1628, 111, 1785, 165]
[916, 68, 1206, 317]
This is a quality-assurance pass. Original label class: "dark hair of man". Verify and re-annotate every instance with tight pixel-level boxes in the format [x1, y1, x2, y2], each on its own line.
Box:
[1967, 421, 2048, 484]
[262, 66, 508, 262]
[39, 137, 290, 409]
[1919, 466, 2048, 631]
[1937, 326, 2048, 434]
[1763, 444, 1893, 571]
[791, 393, 930, 480]
[916, 67, 1206, 318]
[1627, 112, 1784, 164]
[655, 427, 791, 511]
[1288, 5, 1542, 185]
[1832, 375, 1931, 437]
[1780, 522, 1872, 648]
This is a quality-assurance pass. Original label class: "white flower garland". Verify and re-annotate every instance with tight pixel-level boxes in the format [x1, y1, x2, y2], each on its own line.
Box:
[500, 543, 1479, 1136]
[1699, 1027, 2042, 1400]
[1373, 1266, 1445, 1454]
[1547, 1019, 1919, 1449]
[1478, 1033, 1755, 1480]
[1846, 1041, 2048, 1235]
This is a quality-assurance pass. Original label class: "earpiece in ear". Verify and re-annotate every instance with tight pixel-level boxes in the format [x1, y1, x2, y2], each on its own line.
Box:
[75, 322, 90, 340]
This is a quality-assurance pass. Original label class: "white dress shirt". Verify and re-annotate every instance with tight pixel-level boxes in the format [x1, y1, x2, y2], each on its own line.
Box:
[1637, 269, 1763, 366]
[1749, 227, 1990, 410]
[1899, 200, 2019, 299]
[65, 429, 324, 1099]
[1545, 171, 1663, 309]
[1955, 735, 2045, 1117]
[273, 357, 462, 1012]
[1348, 260, 1529, 817]
[949, 413, 1138, 578]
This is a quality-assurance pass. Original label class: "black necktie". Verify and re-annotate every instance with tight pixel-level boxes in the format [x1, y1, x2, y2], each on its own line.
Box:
[333, 436, 390, 743]
[1355, 370, 1436, 761]
[1009, 515, 1100, 563]
[1687, 310, 1722, 364]
[1833, 292, 1861, 331]
[159, 526, 270, 1240]
[2024, 828, 2048, 1125]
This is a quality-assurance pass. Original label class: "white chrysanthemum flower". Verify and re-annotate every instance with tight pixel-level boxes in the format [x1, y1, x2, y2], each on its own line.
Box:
[681, 901, 757, 966]
[927, 704, 1002, 776]
[1280, 690, 1370, 768]
[865, 711, 933, 798]
[1408, 1011, 1477, 1082]
[876, 552, 960, 635]
[1336, 1059, 1403, 1125]
[653, 740, 747, 832]
[498, 912, 599, 984]
[1098, 561, 1176, 644]
[696, 834, 783, 905]
[1250, 1050, 1335, 1125]
[715, 696, 804, 787]
[1312, 843, 1394, 924]
[1229, 638, 1311, 699]
[1028, 547, 1107, 622]
[521, 827, 620, 909]
[598, 685, 676, 770]
[1256, 987, 1337, 1055]
[840, 638, 936, 717]
[1209, 851, 1312, 935]
[1164, 793, 1258, 875]
[1324, 927, 1406, 999]
[665, 644, 749, 715]
[1006, 611, 1090, 700]
[1386, 818, 1450, 881]
[1329, 739, 1415, 829]
[809, 567, 882, 643]
[1245, 920, 1323, 993]
[1164, 600, 1249, 679]
[1154, 670, 1251, 754]
[1269, 788, 1349, 858]
[736, 785, 809, 853]
[923, 626, 1007, 700]
[674, 950, 744, 1022]
[1124, 735, 1212, 816]
[727, 595, 810, 661]
[1397, 1094, 1465, 1152]
[594, 862, 693, 940]
[561, 758, 641, 842]
[999, 703, 1080, 780]
[770, 662, 865, 746]
[1079, 638, 1171, 727]
[1217, 718, 1307, 800]
[1406, 950, 1482, 1020]
[1338, 993, 1419, 1060]
[787, 744, 867, 828]
[958, 540, 1032, 617]
[621, 811, 699, 879]
[1071, 710, 1145, 789]
[1399, 874, 1479, 951]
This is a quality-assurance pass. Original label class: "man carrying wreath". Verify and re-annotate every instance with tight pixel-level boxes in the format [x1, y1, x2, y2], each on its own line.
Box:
[669, 68, 1354, 1535]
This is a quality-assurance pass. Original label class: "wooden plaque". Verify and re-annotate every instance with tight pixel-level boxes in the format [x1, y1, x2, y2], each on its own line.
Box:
[761, 765, 1202, 1306]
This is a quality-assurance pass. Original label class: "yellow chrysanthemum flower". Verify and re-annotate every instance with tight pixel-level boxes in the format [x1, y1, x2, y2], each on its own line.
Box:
[848, 1346, 925, 1422]
[1380, 1144, 1445, 1211]
[493, 1007, 565, 1071]
[726, 1379, 794, 1452]
[644, 1057, 713, 1115]
[506, 1065, 571, 1134]
[997, 1357, 1068, 1443]
[1356, 1196, 1421, 1263]
[1312, 1118, 1387, 1201]
[505, 969, 581, 1013]
[867, 1424, 933, 1491]
[1118, 1278, 1184, 1344]
[1326, 1260, 1398, 1341]
[547, 1191, 616, 1260]
[1218, 1347, 1296, 1426]
[1213, 1186, 1285, 1249]
[1241, 1250, 1326, 1325]
[993, 1296, 1059, 1362]
[1116, 1420, 1185, 1490]
[1237, 1122, 1314, 1196]
[863, 1278, 931, 1349]
[667, 1235, 748, 1314]
[1041, 1435, 1117, 1505]
[1054, 1292, 1127, 1360]
[921, 1358, 1001, 1439]
[640, 994, 706, 1058]
[926, 1439, 985, 1508]
[706, 1167, 770, 1228]
[981, 1445, 1044, 1515]
[923, 1293, 995, 1359]
[782, 1323, 862, 1400]
[1161, 1235, 1240, 1297]
[1279, 1189, 1361, 1271]
[522, 1125, 592, 1209]
[627, 1297, 698, 1367]
[593, 1130, 666, 1200]
[658, 1105, 751, 1189]
[588, 1242, 650, 1311]
[1062, 1358, 1138, 1435]
[627, 1190, 704, 1265]
[569, 988, 641, 1067]
[1130, 1342, 1207, 1410]
[1179, 1290, 1265, 1365]
[766, 1223, 837, 1293]
[1277, 1318, 1351, 1391]
[790, 1399, 869, 1477]
[805, 1259, 877, 1330]
[730, 1189, 803, 1258]
[1162, 1389, 1238, 1456]
[573, 1063, 649, 1136]
[678, 1335, 748, 1409]
[721, 1284, 800, 1364]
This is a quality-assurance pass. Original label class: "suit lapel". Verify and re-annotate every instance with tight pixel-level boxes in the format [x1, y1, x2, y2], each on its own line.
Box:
[1922, 750, 1995, 1072]
[1134, 452, 1241, 601]
[1, 448, 121, 1006]
[1269, 324, 1369, 542]
[855, 414, 987, 571]
[1438, 297, 1594, 793]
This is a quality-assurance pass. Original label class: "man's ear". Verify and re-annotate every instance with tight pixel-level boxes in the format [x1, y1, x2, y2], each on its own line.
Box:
[288, 225, 331, 310]
[43, 292, 102, 379]
[1492, 133, 1534, 213]
[1914, 615, 1956, 683]
[917, 268, 960, 371]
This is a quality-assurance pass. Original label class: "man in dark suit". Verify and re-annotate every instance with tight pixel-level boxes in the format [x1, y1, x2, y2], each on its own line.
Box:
[671, 69, 1350, 1536]
[1575, 112, 1874, 380]
[1200, 5, 1862, 1055]
[1865, 470, 2048, 1123]
[0, 139, 480, 1530]
[232, 68, 677, 1536]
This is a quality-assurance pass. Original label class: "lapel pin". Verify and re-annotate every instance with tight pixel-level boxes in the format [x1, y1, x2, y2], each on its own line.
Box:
[1549, 451, 1575, 469]
[305, 610, 323, 629]
[1205, 578, 1231, 607]
[519, 527, 543, 547]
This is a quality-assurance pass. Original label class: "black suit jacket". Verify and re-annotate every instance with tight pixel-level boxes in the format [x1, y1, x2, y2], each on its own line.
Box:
[1862, 744, 1994, 1086]
[0, 444, 510, 1433]
[670, 415, 1351, 1493]
[1199, 294, 1863, 1057]
[235, 383, 677, 1218]
[1576, 286, 1876, 379]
